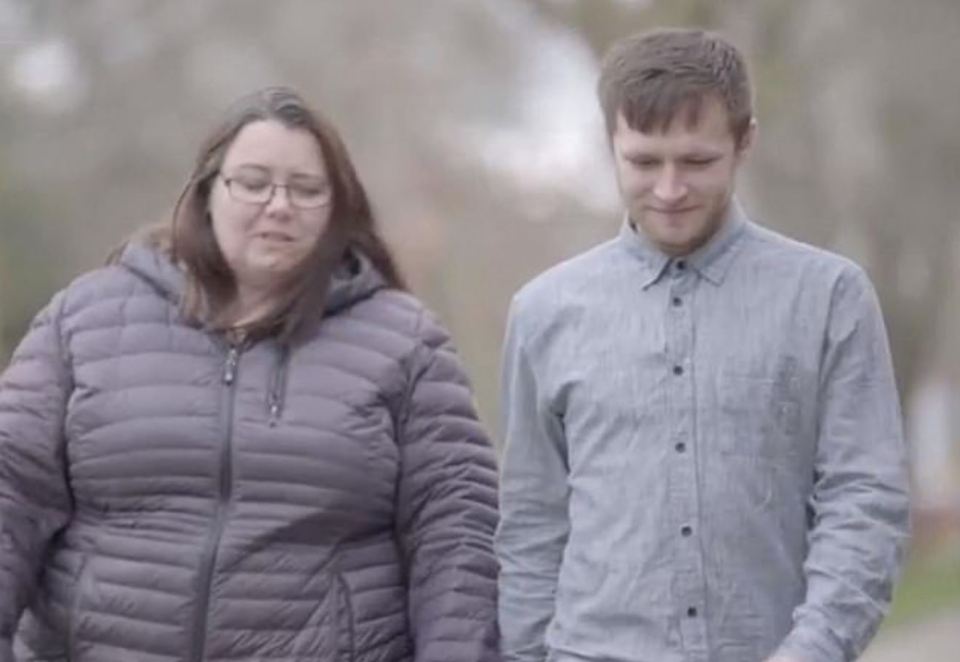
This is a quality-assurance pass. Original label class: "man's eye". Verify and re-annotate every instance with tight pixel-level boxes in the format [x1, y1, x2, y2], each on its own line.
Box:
[684, 158, 715, 167]
[629, 158, 658, 168]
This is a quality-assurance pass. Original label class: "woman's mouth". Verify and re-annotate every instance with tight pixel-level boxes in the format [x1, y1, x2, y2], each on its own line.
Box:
[255, 231, 294, 242]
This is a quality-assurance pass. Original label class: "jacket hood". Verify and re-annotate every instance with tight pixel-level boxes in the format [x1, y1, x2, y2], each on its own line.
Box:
[117, 242, 386, 317]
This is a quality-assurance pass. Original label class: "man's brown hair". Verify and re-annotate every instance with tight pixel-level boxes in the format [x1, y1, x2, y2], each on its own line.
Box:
[597, 28, 753, 146]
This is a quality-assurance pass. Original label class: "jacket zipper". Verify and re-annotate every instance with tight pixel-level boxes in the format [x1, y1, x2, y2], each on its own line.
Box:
[67, 553, 92, 648]
[189, 343, 241, 662]
[267, 344, 290, 427]
[336, 572, 356, 662]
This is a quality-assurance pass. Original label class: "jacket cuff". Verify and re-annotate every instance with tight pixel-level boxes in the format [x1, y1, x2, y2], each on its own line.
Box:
[774, 621, 846, 662]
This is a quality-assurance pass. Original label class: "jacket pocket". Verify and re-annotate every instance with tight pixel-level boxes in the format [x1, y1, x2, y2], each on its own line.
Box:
[335, 573, 356, 662]
[67, 553, 92, 649]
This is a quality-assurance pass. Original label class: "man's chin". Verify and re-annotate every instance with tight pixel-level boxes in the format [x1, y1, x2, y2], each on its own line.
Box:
[637, 209, 697, 230]
[649, 226, 712, 255]
[655, 225, 697, 244]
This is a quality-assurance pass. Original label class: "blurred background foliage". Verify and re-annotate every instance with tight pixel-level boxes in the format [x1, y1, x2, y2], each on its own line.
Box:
[2, 0, 959, 651]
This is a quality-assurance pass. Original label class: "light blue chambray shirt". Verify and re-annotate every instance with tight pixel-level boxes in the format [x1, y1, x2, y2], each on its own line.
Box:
[496, 201, 910, 662]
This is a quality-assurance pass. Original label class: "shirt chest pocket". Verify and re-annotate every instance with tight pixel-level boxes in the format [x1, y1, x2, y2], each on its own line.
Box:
[716, 372, 802, 460]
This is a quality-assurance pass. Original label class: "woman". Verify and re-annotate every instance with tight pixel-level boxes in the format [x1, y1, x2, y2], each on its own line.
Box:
[0, 87, 499, 662]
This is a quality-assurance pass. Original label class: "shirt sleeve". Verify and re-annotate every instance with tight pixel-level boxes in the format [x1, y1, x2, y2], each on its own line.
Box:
[0, 292, 74, 646]
[774, 267, 911, 662]
[496, 298, 570, 662]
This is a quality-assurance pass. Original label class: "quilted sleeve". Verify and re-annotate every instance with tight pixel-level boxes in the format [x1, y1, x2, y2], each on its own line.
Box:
[395, 309, 500, 662]
[0, 291, 74, 648]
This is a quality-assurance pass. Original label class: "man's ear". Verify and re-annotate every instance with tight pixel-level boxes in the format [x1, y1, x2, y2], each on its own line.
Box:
[736, 117, 758, 161]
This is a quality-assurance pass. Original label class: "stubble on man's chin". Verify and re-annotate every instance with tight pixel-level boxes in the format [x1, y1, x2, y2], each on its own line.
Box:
[687, 219, 725, 254]
[684, 201, 733, 254]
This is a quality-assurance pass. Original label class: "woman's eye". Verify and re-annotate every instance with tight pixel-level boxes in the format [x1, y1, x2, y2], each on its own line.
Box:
[294, 185, 323, 197]
[238, 179, 270, 193]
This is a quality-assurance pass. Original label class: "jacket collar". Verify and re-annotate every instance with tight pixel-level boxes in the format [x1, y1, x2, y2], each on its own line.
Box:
[117, 242, 385, 317]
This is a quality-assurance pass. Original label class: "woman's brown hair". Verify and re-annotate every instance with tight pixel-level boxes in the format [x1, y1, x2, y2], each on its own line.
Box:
[169, 86, 405, 341]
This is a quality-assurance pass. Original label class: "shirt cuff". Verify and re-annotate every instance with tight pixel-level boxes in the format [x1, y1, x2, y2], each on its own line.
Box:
[774, 620, 847, 662]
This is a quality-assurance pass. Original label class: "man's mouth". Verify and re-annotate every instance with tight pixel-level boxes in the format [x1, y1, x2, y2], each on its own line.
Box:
[647, 206, 698, 214]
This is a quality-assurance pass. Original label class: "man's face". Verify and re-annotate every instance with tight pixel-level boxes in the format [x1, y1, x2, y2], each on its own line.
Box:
[611, 95, 753, 256]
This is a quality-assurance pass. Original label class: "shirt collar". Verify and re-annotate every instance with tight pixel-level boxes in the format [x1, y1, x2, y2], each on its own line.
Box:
[617, 197, 749, 289]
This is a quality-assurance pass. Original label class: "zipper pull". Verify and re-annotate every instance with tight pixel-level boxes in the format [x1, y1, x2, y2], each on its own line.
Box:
[223, 346, 239, 385]
[267, 397, 280, 427]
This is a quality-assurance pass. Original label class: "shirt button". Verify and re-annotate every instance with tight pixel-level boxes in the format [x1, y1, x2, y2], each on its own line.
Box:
[676, 260, 687, 271]
[675, 442, 687, 453]
[687, 607, 698, 618]
[672, 296, 682, 307]
[673, 365, 684, 376]
[681, 525, 693, 537]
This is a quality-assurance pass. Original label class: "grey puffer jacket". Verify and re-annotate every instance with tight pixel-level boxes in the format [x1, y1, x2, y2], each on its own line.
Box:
[0, 243, 499, 662]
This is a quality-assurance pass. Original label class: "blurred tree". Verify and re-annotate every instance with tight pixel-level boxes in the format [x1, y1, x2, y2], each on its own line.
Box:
[0, 0, 614, 431]
[2, 0, 958, 438]
[0, 183, 63, 356]
[527, 0, 960, 407]
[732, 0, 960, 404]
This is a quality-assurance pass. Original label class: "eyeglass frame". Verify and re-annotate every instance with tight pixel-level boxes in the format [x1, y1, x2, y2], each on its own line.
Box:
[216, 173, 333, 209]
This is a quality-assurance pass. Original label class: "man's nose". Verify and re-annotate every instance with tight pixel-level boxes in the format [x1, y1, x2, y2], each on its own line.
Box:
[653, 165, 687, 202]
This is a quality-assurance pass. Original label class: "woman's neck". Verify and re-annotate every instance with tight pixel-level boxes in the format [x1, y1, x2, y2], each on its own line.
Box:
[229, 285, 277, 328]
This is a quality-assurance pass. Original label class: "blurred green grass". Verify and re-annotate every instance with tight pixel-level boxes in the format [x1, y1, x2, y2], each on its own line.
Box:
[884, 545, 960, 629]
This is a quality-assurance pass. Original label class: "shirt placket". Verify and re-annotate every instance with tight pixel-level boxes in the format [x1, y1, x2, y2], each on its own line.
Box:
[666, 258, 709, 660]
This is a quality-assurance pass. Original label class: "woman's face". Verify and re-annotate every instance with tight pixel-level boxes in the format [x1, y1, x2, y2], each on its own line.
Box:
[208, 119, 332, 293]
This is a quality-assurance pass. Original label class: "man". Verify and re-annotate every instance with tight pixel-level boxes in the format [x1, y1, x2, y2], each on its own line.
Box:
[497, 28, 909, 662]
